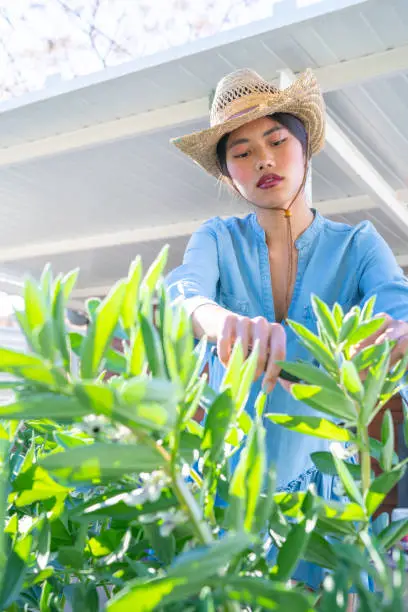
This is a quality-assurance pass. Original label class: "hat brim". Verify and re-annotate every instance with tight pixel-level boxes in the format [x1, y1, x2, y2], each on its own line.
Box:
[171, 69, 325, 179]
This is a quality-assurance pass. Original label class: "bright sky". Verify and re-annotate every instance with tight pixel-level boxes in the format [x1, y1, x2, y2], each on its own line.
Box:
[0, 0, 324, 101]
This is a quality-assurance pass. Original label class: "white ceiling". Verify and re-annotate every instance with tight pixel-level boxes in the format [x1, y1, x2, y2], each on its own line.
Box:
[0, 0, 407, 304]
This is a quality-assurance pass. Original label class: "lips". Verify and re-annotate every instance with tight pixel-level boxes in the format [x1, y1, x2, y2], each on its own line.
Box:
[256, 173, 284, 189]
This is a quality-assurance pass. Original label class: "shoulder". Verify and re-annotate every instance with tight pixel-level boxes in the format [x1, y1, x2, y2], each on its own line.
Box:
[197, 213, 255, 238]
[320, 214, 381, 247]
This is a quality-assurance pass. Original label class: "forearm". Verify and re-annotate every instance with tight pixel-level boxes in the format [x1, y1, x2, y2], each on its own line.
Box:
[191, 303, 230, 342]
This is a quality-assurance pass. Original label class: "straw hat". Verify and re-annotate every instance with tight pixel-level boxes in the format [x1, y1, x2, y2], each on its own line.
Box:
[171, 68, 325, 179]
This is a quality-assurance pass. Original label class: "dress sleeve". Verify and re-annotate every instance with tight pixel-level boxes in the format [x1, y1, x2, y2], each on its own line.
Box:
[165, 219, 220, 316]
[356, 221, 408, 322]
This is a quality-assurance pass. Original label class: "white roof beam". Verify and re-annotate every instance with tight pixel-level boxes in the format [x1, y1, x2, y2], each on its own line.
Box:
[279, 67, 408, 238]
[0, 193, 405, 263]
[324, 113, 408, 237]
[1, 44, 408, 168]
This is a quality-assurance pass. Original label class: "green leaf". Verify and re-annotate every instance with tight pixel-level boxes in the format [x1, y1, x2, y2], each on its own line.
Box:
[286, 320, 338, 374]
[57, 546, 84, 569]
[332, 454, 364, 506]
[10, 465, 69, 506]
[274, 490, 365, 521]
[276, 360, 341, 392]
[107, 575, 194, 612]
[311, 294, 338, 343]
[62, 268, 79, 302]
[365, 465, 406, 516]
[72, 490, 178, 522]
[221, 577, 314, 611]
[184, 337, 208, 392]
[0, 548, 27, 610]
[234, 343, 259, 413]
[352, 343, 387, 373]
[244, 418, 266, 532]
[0, 347, 59, 388]
[291, 384, 356, 421]
[369, 437, 398, 467]
[54, 431, 93, 449]
[273, 509, 317, 582]
[80, 280, 126, 378]
[319, 567, 349, 612]
[377, 517, 408, 551]
[380, 410, 394, 472]
[361, 347, 391, 426]
[254, 465, 276, 533]
[105, 346, 127, 374]
[144, 523, 175, 565]
[39, 442, 165, 485]
[139, 314, 166, 378]
[86, 297, 101, 322]
[332, 303, 344, 328]
[403, 397, 408, 448]
[75, 381, 115, 416]
[128, 324, 146, 377]
[360, 296, 376, 322]
[220, 340, 244, 397]
[0, 393, 89, 421]
[122, 256, 142, 332]
[347, 317, 386, 347]
[339, 311, 359, 344]
[340, 361, 364, 400]
[202, 390, 234, 464]
[37, 520, 51, 570]
[140, 245, 169, 309]
[311, 452, 361, 479]
[303, 531, 337, 571]
[227, 447, 249, 531]
[52, 278, 70, 369]
[266, 414, 355, 442]
[24, 277, 47, 333]
[107, 533, 253, 612]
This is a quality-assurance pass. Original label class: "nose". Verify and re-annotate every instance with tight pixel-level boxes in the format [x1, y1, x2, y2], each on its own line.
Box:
[255, 157, 276, 171]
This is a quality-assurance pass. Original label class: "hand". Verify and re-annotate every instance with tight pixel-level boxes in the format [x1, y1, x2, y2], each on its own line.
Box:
[217, 314, 286, 393]
[349, 313, 408, 373]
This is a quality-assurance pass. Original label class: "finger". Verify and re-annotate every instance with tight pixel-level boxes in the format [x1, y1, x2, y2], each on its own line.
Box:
[235, 316, 251, 360]
[251, 317, 270, 379]
[389, 334, 408, 368]
[263, 323, 286, 394]
[278, 377, 293, 393]
[349, 313, 392, 356]
[217, 315, 236, 366]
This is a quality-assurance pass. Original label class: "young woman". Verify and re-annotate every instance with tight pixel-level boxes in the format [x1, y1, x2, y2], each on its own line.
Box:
[166, 68, 408, 587]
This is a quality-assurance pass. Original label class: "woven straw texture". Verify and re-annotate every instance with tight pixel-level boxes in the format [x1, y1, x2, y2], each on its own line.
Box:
[172, 68, 325, 178]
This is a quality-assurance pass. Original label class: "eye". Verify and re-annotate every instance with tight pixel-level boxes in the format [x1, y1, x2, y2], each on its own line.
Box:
[270, 138, 287, 147]
[233, 151, 250, 159]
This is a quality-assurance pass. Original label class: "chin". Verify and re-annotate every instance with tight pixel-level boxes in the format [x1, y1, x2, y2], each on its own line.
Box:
[253, 192, 292, 209]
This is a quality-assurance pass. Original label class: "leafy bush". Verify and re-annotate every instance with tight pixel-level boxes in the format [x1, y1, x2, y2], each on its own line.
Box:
[0, 248, 407, 611]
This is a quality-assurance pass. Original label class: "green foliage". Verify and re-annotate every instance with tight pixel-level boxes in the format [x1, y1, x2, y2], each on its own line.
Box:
[0, 259, 406, 610]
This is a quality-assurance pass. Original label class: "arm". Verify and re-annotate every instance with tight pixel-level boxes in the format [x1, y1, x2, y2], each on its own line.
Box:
[165, 220, 229, 340]
[357, 221, 408, 322]
[353, 222, 408, 372]
[166, 219, 286, 391]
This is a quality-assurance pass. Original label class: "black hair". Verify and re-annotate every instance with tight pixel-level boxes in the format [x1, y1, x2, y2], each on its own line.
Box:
[216, 112, 308, 178]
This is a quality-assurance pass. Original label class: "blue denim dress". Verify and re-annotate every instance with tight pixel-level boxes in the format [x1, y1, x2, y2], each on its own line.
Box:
[166, 210, 408, 588]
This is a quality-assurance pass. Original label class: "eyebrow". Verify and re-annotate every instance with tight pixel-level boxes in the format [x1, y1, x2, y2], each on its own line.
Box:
[227, 126, 282, 149]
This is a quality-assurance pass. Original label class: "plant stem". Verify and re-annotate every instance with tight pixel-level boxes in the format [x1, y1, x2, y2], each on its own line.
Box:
[360, 427, 371, 498]
[135, 429, 213, 545]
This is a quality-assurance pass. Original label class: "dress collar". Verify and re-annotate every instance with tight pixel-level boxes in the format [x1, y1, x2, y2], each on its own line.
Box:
[250, 208, 324, 250]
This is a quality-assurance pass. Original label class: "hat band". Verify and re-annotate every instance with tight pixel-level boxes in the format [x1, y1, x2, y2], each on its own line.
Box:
[226, 104, 259, 121]
[211, 91, 275, 126]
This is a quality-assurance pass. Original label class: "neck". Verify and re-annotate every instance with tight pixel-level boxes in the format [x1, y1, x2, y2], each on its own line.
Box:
[255, 194, 314, 249]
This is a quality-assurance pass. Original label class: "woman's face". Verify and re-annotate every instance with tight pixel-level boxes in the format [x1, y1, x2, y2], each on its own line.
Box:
[225, 116, 306, 209]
